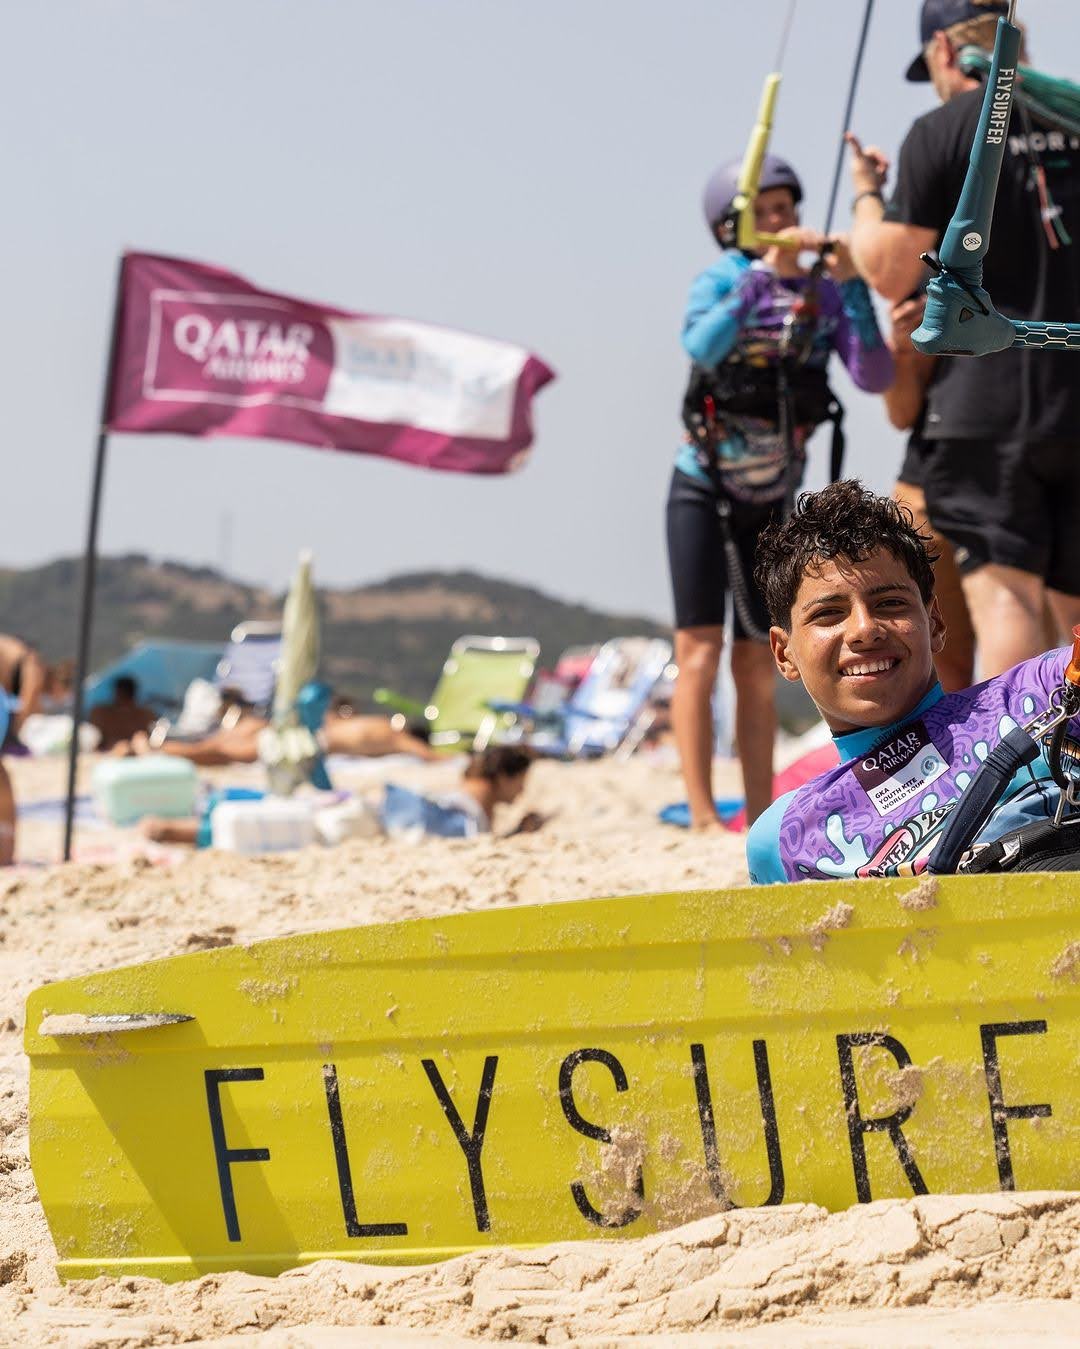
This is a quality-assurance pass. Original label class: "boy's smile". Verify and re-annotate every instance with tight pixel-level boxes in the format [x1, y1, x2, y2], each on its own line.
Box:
[770, 548, 945, 734]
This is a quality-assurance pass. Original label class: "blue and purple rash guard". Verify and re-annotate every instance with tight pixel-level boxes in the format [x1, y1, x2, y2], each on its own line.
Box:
[675, 253, 893, 493]
[747, 648, 1078, 884]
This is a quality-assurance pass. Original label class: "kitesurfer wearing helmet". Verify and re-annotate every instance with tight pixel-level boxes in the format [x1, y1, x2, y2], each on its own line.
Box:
[747, 480, 1080, 883]
[668, 156, 892, 829]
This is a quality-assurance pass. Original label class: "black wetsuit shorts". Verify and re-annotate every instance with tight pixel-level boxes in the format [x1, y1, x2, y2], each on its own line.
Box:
[665, 468, 777, 637]
[923, 437, 1080, 596]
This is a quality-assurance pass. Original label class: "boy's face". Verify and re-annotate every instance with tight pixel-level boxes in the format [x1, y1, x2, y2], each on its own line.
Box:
[770, 548, 945, 734]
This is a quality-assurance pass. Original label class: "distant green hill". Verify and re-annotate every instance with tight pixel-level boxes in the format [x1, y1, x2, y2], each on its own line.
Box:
[0, 556, 821, 729]
[0, 556, 671, 709]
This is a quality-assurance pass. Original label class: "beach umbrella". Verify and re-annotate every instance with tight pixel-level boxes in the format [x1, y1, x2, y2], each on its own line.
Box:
[260, 550, 324, 794]
[274, 549, 319, 722]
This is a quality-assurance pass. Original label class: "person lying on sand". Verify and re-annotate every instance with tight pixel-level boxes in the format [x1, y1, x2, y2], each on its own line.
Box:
[747, 480, 1080, 883]
[117, 693, 438, 767]
[323, 698, 439, 762]
[415, 744, 545, 837]
[116, 691, 266, 766]
[139, 744, 545, 847]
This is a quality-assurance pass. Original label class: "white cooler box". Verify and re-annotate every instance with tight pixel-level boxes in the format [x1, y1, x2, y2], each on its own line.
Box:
[211, 797, 317, 854]
[92, 757, 198, 827]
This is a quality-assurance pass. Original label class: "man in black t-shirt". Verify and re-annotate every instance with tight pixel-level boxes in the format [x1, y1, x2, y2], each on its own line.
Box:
[848, 0, 1080, 677]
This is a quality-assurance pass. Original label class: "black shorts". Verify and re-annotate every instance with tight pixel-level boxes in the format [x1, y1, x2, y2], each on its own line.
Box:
[665, 468, 777, 637]
[923, 437, 1080, 596]
[897, 434, 935, 491]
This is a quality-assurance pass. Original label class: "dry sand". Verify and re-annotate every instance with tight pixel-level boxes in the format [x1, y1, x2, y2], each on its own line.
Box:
[1, 750, 1078, 1346]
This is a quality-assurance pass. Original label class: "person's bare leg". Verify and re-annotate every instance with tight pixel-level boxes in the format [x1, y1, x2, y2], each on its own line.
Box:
[390, 729, 440, 761]
[1047, 590, 1080, 648]
[731, 639, 777, 826]
[136, 730, 259, 766]
[894, 482, 974, 690]
[672, 626, 724, 828]
[962, 564, 1046, 676]
[139, 816, 200, 844]
[0, 762, 14, 865]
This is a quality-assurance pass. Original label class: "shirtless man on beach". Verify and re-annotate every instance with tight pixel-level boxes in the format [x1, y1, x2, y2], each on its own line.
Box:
[118, 697, 438, 766]
[322, 700, 439, 762]
[89, 676, 156, 751]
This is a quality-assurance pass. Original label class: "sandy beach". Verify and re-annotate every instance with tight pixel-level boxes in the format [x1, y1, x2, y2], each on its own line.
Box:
[2, 749, 1078, 1346]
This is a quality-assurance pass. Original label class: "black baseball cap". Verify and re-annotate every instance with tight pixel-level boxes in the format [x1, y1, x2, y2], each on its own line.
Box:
[905, 0, 1009, 81]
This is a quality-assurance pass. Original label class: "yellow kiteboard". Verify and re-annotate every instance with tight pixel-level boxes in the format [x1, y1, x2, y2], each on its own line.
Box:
[26, 874, 1080, 1281]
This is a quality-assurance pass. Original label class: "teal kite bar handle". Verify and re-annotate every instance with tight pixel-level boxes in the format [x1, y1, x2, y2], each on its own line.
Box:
[1012, 321, 1080, 350]
[938, 17, 1022, 283]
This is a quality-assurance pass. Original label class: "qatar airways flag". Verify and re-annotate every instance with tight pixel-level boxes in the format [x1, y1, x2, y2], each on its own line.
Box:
[106, 252, 556, 474]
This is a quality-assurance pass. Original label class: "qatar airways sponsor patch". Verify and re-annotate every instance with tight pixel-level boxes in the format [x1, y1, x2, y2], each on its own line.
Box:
[850, 719, 948, 817]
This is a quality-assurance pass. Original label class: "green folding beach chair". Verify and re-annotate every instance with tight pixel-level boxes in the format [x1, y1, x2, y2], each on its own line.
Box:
[374, 635, 540, 750]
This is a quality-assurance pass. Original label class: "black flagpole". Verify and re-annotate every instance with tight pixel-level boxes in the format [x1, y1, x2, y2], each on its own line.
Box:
[63, 256, 126, 863]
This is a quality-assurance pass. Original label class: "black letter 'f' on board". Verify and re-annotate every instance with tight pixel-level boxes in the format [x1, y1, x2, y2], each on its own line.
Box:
[836, 1033, 929, 1204]
[421, 1056, 498, 1233]
[980, 1021, 1052, 1191]
[691, 1040, 784, 1206]
[204, 1068, 270, 1243]
[559, 1047, 644, 1228]
[322, 1063, 408, 1238]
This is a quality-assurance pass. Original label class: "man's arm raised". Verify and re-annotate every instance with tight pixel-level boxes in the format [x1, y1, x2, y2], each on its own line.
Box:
[846, 134, 936, 304]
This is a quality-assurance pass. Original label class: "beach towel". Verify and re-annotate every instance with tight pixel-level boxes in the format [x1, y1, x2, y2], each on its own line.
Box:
[659, 742, 840, 831]
[16, 795, 104, 828]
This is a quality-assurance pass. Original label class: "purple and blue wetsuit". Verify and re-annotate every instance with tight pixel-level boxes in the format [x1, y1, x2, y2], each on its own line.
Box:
[747, 648, 1078, 884]
[675, 254, 893, 495]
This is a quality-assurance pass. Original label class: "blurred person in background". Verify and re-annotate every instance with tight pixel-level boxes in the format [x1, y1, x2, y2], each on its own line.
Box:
[668, 156, 892, 829]
[89, 675, 156, 751]
[0, 633, 71, 735]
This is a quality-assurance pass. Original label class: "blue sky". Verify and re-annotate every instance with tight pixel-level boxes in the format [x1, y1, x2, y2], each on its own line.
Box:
[4, 1, 1073, 619]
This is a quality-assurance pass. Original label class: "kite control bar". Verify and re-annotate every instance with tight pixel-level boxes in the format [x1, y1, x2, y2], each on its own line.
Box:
[733, 74, 791, 250]
[912, 1, 1080, 356]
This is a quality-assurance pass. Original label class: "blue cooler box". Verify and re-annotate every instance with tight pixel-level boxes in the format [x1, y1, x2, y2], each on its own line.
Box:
[92, 757, 198, 827]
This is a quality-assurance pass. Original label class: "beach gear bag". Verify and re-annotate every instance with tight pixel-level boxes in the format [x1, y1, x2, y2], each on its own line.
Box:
[210, 795, 317, 854]
[313, 796, 382, 847]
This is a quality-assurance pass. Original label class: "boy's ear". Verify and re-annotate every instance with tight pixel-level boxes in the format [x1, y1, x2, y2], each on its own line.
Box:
[928, 595, 947, 654]
[770, 625, 802, 683]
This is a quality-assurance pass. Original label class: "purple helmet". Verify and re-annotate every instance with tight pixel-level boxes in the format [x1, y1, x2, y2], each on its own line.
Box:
[702, 154, 803, 238]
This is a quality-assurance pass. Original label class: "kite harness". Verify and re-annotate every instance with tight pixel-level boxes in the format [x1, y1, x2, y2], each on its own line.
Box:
[929, 629, 1080, 874]
[912, 0, 1080, 357]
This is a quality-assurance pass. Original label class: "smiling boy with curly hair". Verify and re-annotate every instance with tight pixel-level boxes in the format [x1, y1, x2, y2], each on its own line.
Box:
[747, 480, 1080, 883]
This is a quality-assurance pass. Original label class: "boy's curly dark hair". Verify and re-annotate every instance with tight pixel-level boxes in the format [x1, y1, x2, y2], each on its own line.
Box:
[755, 480, 938, 629]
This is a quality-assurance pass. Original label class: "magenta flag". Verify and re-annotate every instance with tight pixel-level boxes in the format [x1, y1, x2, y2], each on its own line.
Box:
[106, 252, 556, 474]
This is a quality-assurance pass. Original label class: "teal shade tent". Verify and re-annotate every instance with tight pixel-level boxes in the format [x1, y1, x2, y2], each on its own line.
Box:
[83, 641, 222, 717]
